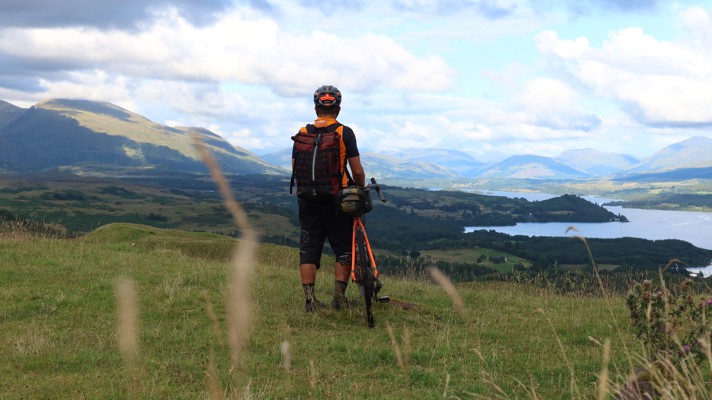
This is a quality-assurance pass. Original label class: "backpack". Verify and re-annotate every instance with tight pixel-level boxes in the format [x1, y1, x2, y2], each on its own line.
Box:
[290, 123, 350, 202]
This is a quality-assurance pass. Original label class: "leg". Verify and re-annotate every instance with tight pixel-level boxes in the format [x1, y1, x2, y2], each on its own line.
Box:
[298, 200, 326, 312]
[331, 259, 351, 309]
[301, 263, 325, 312]
[326, 209, 355, 310]
[334, 260, 350, 283]
[300, 263, 318, 284]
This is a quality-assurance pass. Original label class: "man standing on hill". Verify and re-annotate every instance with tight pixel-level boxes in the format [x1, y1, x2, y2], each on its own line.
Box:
[291, 85, 366, 312]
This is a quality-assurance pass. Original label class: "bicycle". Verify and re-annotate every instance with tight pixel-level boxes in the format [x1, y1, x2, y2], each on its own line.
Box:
[344, 178, 389, 328]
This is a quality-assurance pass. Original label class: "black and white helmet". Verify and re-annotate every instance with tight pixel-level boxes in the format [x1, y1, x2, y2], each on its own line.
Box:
[313, 85, 342, 108]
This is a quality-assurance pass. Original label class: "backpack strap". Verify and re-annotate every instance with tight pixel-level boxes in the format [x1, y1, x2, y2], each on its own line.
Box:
[289, 126, 311, 194]
[289, 124, 318, 195]
[323, 123, 354, 188]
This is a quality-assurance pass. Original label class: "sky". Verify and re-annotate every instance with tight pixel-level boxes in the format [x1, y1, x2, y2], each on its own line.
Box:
[1, 0, 712, 162]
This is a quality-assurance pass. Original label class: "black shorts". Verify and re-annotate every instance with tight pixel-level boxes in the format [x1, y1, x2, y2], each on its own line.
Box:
[298, 198, 353, 267]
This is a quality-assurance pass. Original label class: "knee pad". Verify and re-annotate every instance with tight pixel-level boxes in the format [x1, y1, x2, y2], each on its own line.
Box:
[338, 254, 351, 266]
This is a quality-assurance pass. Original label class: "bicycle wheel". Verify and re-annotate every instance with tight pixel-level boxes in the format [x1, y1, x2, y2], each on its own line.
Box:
[355, 227, 375, 328]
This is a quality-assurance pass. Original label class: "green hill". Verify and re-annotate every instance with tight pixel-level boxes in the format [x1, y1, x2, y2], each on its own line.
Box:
[0, 99, 284, 175]
[0, 223, 654, 399]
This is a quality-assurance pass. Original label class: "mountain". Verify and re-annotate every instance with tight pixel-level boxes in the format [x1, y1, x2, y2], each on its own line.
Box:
[555, 149, 639, 176]
[477, 155, 592, 180]
[0, 99, 284, 175]
[627, 136, 712, 174]
[614, 166, 712, 182]
[3, 98, 711, 184]
[360, 152, 459, 181]
[0, 100, 24, 131]
[382, 148, 486, 178]
[260, 147, 292, 170]
[260, 147, 461, 182]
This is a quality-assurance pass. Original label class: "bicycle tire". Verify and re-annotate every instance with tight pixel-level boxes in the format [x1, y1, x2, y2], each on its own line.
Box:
[355, 227, 375, 328]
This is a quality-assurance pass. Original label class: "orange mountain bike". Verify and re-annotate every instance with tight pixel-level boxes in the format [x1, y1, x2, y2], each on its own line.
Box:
[349, 178, 389, 328]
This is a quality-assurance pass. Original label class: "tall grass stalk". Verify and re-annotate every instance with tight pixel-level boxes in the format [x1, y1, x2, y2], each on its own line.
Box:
[443, 372, 451, 398]
[386, 322, 407, 380]
[280, 341, 292, 372]
[193, 133, 258, 373]
[204, 291, 225, 347]
[429, 266, 468, 319]
[115, 277, 140, 398]
[309, 359, 317, 389]
[204, 292, 224, 400]
[403, 324, 412, 376]
[597, 339, 611, 400]
[207, 348, 222, 400]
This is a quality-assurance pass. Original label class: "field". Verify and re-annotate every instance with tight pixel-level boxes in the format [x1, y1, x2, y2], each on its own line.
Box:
[1, 223, 664, 399]
[421, 248, 529, 273]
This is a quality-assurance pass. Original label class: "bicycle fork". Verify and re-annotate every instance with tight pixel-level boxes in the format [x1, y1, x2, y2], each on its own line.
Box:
[350, 218, 378, 284]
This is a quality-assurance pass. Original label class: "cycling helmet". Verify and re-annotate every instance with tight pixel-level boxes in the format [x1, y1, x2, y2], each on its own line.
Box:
[313, 85, 342, 108]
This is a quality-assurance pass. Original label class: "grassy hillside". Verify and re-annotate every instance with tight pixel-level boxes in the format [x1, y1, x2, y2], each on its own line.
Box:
[0, 223, 666, 399]
[0, 99, 284, 175]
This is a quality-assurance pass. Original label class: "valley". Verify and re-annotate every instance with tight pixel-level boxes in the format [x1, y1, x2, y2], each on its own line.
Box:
[2, 97, 712, 276]
[2, 172, 712, 279]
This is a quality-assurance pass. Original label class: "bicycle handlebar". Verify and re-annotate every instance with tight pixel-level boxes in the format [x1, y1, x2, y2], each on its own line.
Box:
[367, 178, 387, 203]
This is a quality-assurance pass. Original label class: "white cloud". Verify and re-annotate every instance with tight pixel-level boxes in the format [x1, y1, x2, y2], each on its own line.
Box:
[36, 70, 135, 107]
[221, 128, 270, 151]
[538, 8, 712, 127]
[513, 78, 601, 131]
[517, 77, 577, 108]
[482, 62, 532, 89]
[681, 5, 712, 44]
[0, 0, 231, 29]
[2, 0, 711, 162]
[0, 8, 453, 97]
[0, 5, 456, 156]
[536, 30, 589, 58]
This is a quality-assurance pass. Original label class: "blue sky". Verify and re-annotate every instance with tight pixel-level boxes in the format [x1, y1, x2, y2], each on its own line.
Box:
[1, 0, 712, 162]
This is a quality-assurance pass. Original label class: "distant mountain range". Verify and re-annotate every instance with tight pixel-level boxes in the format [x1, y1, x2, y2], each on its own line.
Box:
[369, 136, 712, 182]
[260, 148, 459, 181]
[555, 149, 640, 176]
[1, 98, 712, 183]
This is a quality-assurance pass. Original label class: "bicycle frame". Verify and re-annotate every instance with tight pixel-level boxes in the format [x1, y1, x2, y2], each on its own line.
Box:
[347, 178, 388, 327]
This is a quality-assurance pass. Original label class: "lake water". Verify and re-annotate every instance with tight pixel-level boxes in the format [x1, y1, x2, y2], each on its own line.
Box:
[465, 190, 712, 275]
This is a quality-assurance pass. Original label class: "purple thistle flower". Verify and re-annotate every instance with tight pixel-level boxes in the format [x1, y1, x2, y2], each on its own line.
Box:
[683, 344, 691, 352]
[706, 299, 712, 305]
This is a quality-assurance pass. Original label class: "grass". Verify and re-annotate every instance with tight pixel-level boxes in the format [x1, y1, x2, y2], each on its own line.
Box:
[2, 141, 706, 399]
[1, 223, 646, 399]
